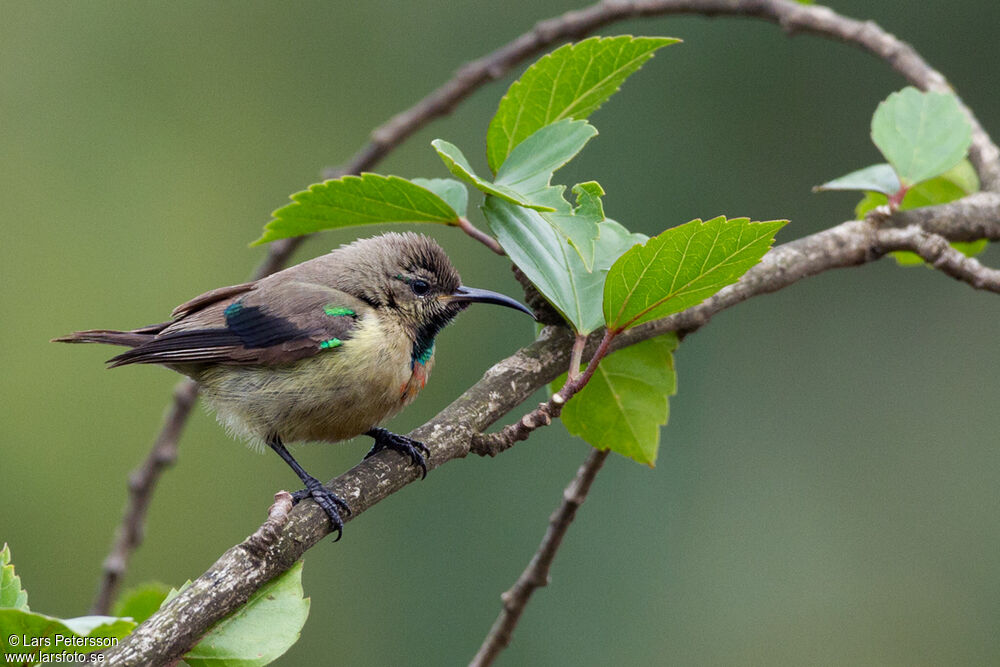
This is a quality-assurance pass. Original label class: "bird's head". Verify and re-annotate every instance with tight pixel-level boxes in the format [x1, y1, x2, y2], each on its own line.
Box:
[335, 233, 533, 349]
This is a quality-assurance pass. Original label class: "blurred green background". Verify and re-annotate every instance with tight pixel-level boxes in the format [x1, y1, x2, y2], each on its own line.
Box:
[4, 1, 1000, 664]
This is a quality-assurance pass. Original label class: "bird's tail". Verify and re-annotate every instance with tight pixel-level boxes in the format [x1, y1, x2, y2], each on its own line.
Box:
[52, 322, 170, 349]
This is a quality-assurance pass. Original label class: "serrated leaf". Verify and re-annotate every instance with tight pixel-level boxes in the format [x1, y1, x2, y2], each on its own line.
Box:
[484, 195, 642, 334]
[871, 87, 972, 187]
[431, 139, 554, 211]
[604, 216, 786, 331]
[814, 163, 901, 195]
[0, 544, 28, 611]
[486, 35, 679, 173]
[183, 560, 309, 667]
[254, 174, 462, 245]
[0, 610, 135, 660]
[410, 178, 468, 218]
[555, 334, 678, 466]
[112, 582, 171, 624]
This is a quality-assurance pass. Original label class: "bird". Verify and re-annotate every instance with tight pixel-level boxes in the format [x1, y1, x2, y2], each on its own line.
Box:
[55, 232, 534, 539]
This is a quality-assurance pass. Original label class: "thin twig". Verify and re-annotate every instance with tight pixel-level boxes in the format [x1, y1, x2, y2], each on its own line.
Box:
[876, 226, 1000, 292]
[472, 330, 614, 456]
[470, 448, 610, 667]
[458, 217, 505, 254]
[90, 379, 198, 614]
[567, 333, 587, 382]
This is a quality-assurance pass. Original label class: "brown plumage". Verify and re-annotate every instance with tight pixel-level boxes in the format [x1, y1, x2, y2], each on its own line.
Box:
[55, 232, 533, 538]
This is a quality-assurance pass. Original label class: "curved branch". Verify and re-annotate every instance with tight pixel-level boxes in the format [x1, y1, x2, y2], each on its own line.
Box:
[88, 0, 1000, 648]
[876, 226, 1000, 292]
[324, 0, 1000, 190]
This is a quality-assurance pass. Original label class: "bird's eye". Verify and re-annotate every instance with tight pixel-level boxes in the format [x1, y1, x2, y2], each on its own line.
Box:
[410, 279, 430, 296]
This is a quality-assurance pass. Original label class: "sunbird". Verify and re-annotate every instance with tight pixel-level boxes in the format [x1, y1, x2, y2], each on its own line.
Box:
[56, 233, 533, 538]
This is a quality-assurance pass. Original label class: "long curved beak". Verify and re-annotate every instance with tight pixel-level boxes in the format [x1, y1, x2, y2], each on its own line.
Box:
[444, 286, 535, 319]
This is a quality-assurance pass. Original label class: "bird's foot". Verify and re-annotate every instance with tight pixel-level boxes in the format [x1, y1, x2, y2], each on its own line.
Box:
[364, 427, 430, 479]
[290, 477, 351, 541]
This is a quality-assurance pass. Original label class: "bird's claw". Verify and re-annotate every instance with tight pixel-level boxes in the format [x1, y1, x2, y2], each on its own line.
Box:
[364, 428, 430, 479]
[290, 477, 351, 541]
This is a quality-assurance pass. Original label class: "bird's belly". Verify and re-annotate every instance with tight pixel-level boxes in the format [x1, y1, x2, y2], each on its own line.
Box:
[196, 334, 430, 446]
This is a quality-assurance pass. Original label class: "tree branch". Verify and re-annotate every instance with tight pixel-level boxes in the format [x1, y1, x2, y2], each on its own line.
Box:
[87, 0, 1000, 651]
[470, 448, 611, 667]
[471, 330, 613, 457]
[876, 226, 1000, 292]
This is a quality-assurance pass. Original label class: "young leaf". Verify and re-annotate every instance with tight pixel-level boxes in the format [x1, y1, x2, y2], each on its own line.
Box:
[493, 119, 599, 212]
[814, 163, 901, 195]
[486, 35, 679, 173]
[853, 159, 986, 266]
[484, 196, 591, 329]
[556, 334, 678, 466]
[431, 139, 555, 211]
[543, 181, 603, 270]
[182, 560, 309, 667]
[112, 582, 172, 624]
[254, 174, 463, 245]
[410, 178, 468, 218]
[604, 216, 786, 331]
[483, 194, 642, 334]
[437, 120, 601, 266]
[0, 544, 28, 611]
[871, 87, 972, 187]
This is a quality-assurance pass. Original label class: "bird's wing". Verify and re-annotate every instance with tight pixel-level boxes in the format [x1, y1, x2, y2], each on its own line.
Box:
[170, 281, 257, 319]
[107, 281, 366, 367]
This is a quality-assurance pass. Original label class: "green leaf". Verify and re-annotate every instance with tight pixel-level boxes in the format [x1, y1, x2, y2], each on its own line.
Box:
[431, 139, 554, 211]
[543, 181, 603, 270]
[112, 582, 172, 624]
[483, 194, 643, 334]
[494, 119, 599, 212]
[814, 163, 901, 195]
[436, 120, 602, 266]
[556, 334, 678, 466]
[604, 216, 786, 331]
[254, 174, 462, 245]
[183, 560, 309, 667]
[0, 610, 135, 661]
[487, 35, 679, 173]
[0, 544, 28, 611]
[937, 157, 979, 194]
[871, 87, 972, 187]
[410, 178, 468, 218]
[952, 239, 989, 257]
